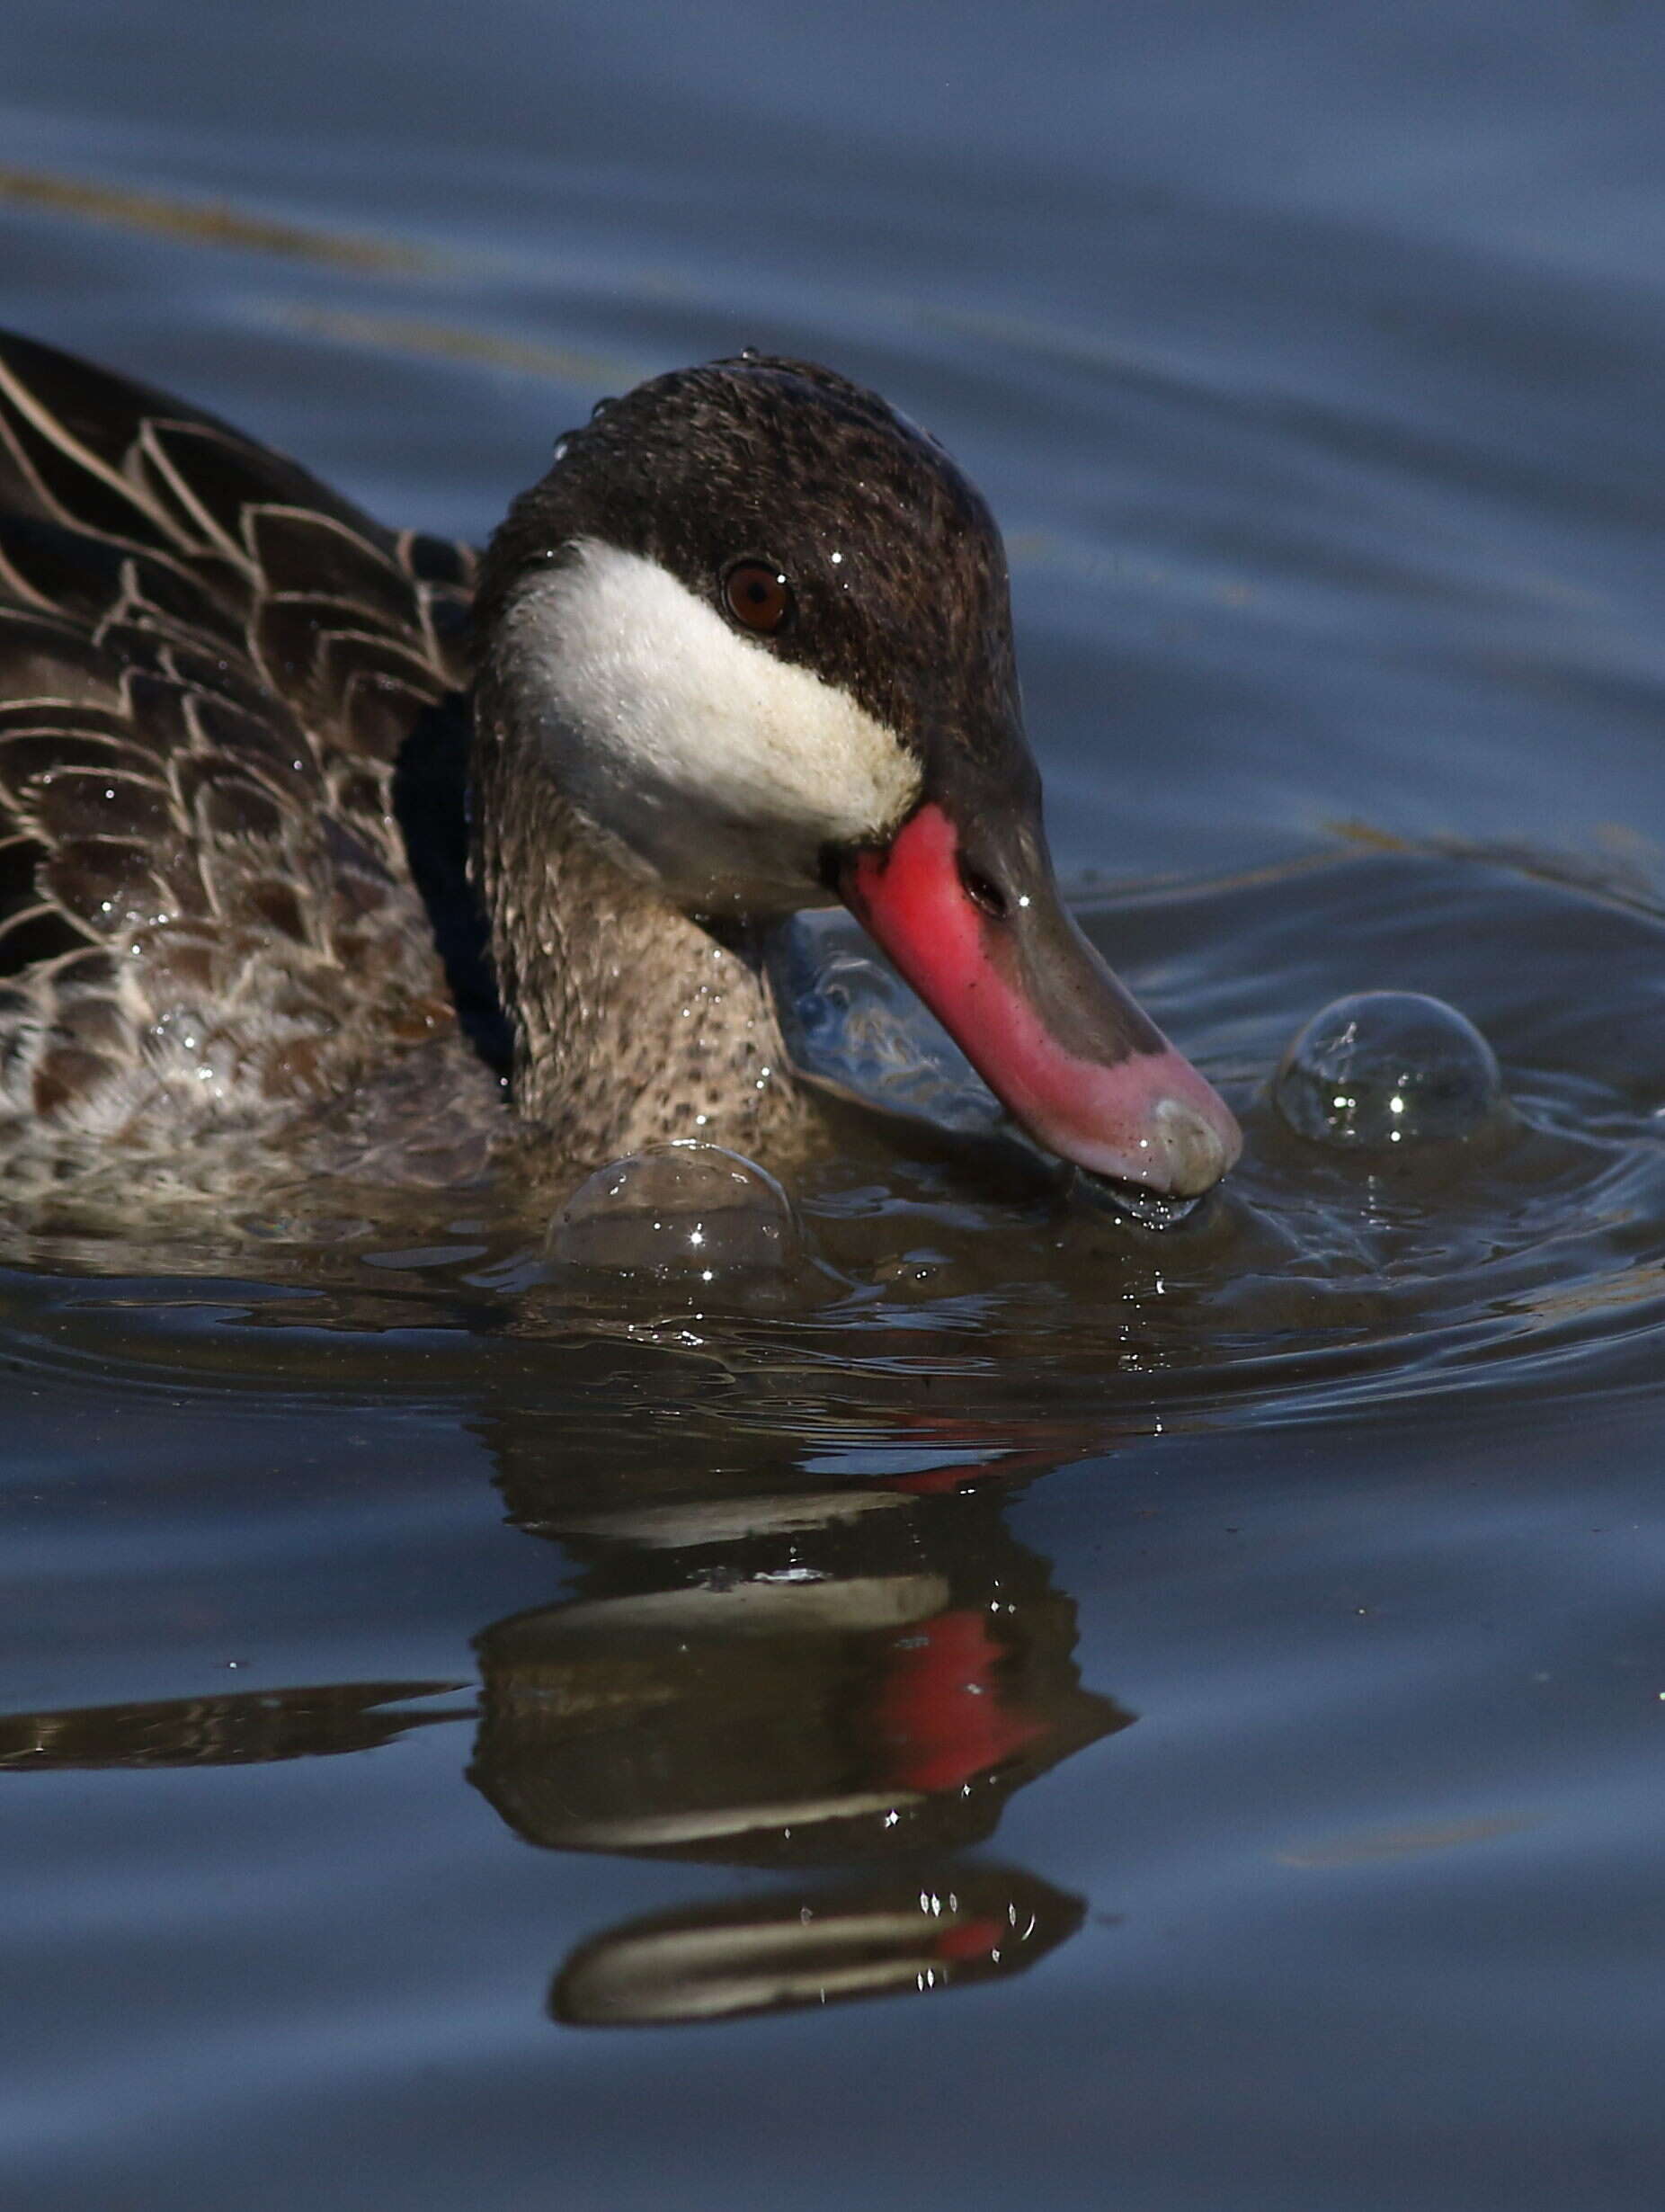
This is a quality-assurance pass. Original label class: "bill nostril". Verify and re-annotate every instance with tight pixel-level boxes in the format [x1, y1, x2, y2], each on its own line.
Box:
[956, 855, 1008, 919]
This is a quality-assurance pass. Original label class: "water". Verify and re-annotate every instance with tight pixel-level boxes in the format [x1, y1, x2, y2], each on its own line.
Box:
[3, 4, 1665, 2206]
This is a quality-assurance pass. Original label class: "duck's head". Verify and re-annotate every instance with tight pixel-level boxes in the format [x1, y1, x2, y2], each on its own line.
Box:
[477, 355, 1241, 1199]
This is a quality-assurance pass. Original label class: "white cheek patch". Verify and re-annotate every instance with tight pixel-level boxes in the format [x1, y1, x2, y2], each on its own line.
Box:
[498, 540, 921, 906]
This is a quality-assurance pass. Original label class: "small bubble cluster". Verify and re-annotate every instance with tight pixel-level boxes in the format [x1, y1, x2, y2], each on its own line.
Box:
[1274, 991, 1504, 1151]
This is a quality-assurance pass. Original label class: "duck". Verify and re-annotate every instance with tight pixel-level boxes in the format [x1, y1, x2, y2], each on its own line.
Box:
[0, 330, 1240, 1201]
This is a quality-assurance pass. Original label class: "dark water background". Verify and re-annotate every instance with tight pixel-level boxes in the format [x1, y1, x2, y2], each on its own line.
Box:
[4, 4, 1665, 2206]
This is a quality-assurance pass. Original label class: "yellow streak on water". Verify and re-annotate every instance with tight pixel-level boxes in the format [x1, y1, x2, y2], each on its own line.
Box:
[274, 303, 643, 387]
[0, 163, 435, 273]
[1276, 1813, 1533, 1868]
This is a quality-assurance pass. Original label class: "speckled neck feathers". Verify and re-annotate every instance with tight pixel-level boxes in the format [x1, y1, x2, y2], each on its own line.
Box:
[473, 665, 805, 1164]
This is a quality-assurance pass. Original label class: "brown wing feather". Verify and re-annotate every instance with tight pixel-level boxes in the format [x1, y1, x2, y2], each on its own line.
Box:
[0, 328, 479, 1155]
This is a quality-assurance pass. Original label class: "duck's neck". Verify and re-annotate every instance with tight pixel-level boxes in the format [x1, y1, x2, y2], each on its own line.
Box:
[472, 696, 803, 1167]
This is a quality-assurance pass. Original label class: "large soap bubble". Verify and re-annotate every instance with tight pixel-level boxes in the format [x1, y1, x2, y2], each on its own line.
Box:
[548, 1141, 802, 1291]
[1274, 991, 1504, 1151]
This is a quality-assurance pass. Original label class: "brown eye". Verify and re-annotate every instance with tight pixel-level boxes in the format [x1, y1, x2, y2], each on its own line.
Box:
[723, 560, 794, 634]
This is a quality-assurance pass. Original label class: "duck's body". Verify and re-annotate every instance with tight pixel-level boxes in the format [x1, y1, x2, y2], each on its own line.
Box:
[0, 333, 491, 1180]
[0, 331, 1240, 1205]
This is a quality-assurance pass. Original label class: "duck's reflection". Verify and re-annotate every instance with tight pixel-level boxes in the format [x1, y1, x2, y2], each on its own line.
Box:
[0, 1424, 1127, 2027]
[552, 1863, 1087, 2028]
[477, 1458, 1124, 2022]
[0, 1677, 464, 1769]
[475, 1476, 1126, 1868]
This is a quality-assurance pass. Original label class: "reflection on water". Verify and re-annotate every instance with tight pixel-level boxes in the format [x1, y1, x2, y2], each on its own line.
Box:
[552, 1867, 1084, 2029]
[0, 1411, 1120, 2029]
[476, 1440, 1124, 1859]
[474, 1444, 1118, 2023]
[0, 1680, 462, 1770]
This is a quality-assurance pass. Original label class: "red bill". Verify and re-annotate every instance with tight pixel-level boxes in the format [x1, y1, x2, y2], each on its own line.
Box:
[840, 802, 1241, 1197]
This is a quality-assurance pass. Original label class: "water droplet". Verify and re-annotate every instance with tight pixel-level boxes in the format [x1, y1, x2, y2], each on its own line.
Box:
[740, 345, 761, 362]
[1274, 991, 1504, 1149]
[590, 396, 616, 421]
[1079, 1175, 1203, 1229]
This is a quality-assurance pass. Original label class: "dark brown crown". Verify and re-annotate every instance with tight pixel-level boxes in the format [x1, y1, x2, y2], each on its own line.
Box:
[477, 355, 1026, 784]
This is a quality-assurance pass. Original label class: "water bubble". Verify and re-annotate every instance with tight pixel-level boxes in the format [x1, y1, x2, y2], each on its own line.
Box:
[1274, 992, 1504, 1150]
[547, 1141, 801, 1290]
